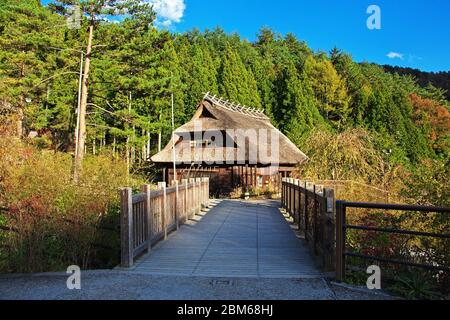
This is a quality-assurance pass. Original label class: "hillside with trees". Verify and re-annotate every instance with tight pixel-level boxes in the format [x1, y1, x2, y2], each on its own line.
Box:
[383, 65, 450, 102]
[0, 1, 449, 294]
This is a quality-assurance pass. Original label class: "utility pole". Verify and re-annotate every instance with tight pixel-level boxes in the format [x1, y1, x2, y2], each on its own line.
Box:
[74, 22, 94, 181]
[74, 51, 84, 160]
[171, 89, 177, 182]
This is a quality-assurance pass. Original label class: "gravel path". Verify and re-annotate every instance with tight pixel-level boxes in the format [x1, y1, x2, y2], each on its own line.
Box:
[0, 271, 395, 300]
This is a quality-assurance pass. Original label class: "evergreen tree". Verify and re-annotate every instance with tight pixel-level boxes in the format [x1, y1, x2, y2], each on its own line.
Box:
[218, 43, 261, 108]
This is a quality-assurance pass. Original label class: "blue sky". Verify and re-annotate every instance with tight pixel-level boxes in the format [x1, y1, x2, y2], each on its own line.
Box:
[42, 0, 450, 72]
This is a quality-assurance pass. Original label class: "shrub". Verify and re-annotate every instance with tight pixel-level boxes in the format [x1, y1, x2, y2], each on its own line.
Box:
[0, 137, 144, 273]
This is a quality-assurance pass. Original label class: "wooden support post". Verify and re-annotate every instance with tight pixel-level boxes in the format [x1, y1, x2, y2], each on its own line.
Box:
[231, 166, 235, 188]
[313, 184, 318, 255]
[196, 178, 202, 213]
[289, 178, 294, 215]
[204, 177, 210, 208]
[335, 200, 346, 282]
[141, 185, 152, 253]
[294, 179, 300, 223]
[304, 181, 308, 242]
[158, 182, 167, 240]
[175, 180, 179, 230]
[323, 188, 336, 272]
[182, 179, 188, 221]
[189, 178, 195, 218]
[287, 178, 290, 213]
[298, 180, 303, 231]
[244, 164, 247, 186]
[120, 188, 133, 268]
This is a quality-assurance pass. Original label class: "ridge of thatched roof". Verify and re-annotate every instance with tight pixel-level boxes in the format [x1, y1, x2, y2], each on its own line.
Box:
[202, 92, 269, 120]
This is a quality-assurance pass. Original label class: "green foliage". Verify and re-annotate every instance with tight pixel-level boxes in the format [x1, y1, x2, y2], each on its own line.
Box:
[218, 43, 261, 108]
[1, 2, 443, 168]
[1, 2, 449, 283]
[401, 158, 450, 206]
[388, 269, 444, 300]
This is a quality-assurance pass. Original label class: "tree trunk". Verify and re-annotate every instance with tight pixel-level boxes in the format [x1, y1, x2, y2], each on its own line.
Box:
[158, 132, 162, 152]
[74, 23, 94, 181]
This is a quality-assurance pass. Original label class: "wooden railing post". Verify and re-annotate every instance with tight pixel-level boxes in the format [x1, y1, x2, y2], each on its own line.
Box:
[141, 184, 152, 253]
[196, 178, 202, 213]
[335, 200, 346, 282]
[323, 188, 335, 272]
[175, 180, 179, 230]
[304, 181, 309, 241]
[182, 179, 188, 221]
[158, 182, 167, 240]
[313, 184, 318, 255]
[294, 179, 300, 223]
[120, 187, 133, 268]
[202, 177, 209, 209]
[206, 177, 210, 207]
[287, 178, 291, 214]
[189, 178, 195, 219]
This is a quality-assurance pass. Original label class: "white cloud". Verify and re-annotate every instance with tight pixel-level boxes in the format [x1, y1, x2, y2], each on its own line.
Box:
[386, 52, 404, 60]
[147, 0, 186, 27]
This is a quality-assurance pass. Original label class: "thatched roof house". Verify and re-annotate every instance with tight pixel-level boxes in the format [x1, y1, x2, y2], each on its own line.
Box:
[151, 93, 308, 196]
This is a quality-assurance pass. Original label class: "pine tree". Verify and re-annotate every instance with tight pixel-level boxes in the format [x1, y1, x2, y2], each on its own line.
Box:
[274, 62, 327, 145]
[218, 43, 261, 108]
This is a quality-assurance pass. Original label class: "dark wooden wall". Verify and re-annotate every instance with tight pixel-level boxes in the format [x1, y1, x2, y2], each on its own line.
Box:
[166, 166, 292, 197]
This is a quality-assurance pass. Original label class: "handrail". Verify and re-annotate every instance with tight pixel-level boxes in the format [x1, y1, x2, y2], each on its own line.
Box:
[281, 178, 450, 282]
[335, 200, 450, 281]
[281, 178, 336, 271]
[120, 177, 210, 268]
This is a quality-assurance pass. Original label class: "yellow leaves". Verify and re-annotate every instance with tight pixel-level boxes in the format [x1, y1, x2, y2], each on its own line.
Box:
[297, 128, 386, 184]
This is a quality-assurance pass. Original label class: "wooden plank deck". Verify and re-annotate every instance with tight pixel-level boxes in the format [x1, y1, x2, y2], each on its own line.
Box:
[130, 200, 322, 278]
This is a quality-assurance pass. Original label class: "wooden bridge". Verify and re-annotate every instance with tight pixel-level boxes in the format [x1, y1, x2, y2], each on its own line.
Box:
[119, 178, 449, 281]
[130, 199, 321, 278]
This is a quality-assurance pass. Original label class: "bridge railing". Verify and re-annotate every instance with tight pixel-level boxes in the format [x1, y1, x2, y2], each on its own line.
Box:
[282, 178, 450, 284]
[120, 177, 210, 267]
[281, 178, 336, 271]
[335, 201, 450, 282]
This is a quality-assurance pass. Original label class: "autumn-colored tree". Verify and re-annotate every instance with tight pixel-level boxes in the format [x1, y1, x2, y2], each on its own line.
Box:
[305, 56, 350, 124]
[410, 93, 450, 155]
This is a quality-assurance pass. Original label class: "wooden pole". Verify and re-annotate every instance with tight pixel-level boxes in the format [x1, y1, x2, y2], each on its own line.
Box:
[182, 179, 188, 221]
[158, 182, 167, 240]
[335, 200, 346, 282]
[324, 188, 335, 272]
[141, 185, 152, 252]
[120, 188, 133, 268]
[198, 178, 202, 213]
[175, 180, 179, 230]
[189, 178, 195, 219]
[304, 181, 309, 242]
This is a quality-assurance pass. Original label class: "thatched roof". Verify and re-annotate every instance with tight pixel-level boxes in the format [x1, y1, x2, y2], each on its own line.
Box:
[151, 94, 308, 166]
